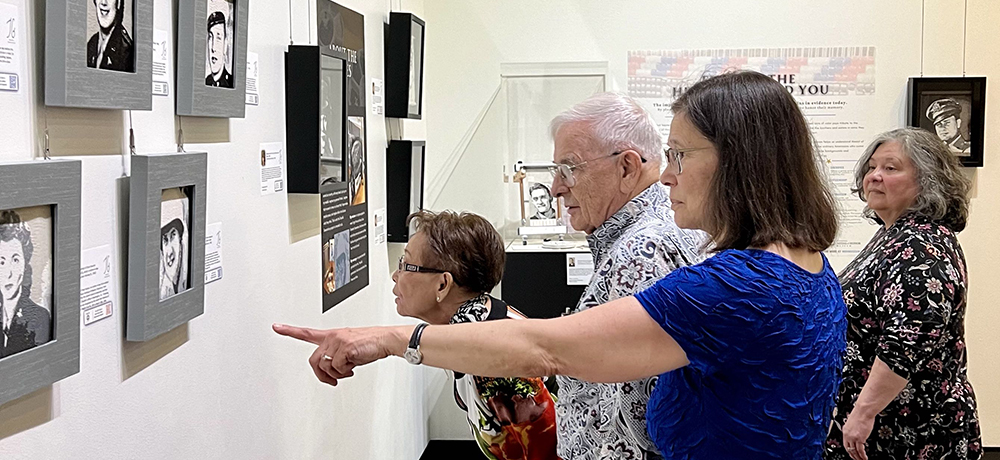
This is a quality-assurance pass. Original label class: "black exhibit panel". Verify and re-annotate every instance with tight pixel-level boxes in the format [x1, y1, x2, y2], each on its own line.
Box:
[316, 0, 369, 312]
[285, 45, 347, 194]
[502, 251, 587, 319]
[384, 12, 425, 119]
[386, 140, 425, 242]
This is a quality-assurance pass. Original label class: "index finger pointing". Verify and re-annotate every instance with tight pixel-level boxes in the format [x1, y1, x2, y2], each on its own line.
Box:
[272, 323, 326, 345]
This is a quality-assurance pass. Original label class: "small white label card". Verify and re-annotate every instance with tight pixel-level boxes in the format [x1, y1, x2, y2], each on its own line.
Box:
[0, 2, 23, 92]
[566, 252, 595, 286]
[372, 207, 386, 245]
[80, 245, 116, 326]
[245, 51, 259, 105]
[259, 142, 284, 195]
[371, 78, 383, 115]
[152, 29, 169, 96]
[204, 222, 224, 285]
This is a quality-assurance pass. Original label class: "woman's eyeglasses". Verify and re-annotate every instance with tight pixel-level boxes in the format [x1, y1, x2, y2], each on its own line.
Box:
[664, 147, 711, 174]
[398, 256, 445, 274]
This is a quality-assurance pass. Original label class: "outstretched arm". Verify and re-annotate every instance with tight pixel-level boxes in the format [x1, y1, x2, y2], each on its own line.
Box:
[274, 296, 688, 386]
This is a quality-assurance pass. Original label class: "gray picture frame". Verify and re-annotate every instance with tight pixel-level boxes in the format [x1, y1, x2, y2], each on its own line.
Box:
[176, 0, 249, 118]
[126, 152, 207, 342]
[45, 0, 153, 110]
[0, 160, 82, 406]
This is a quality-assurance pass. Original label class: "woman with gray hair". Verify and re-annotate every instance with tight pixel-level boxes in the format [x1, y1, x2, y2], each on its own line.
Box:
[826, 128, 981, 460]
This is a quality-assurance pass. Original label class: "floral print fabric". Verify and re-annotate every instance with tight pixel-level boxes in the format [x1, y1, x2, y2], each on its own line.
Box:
[826, 213, 981, 460]
[556, 183, 704, 460]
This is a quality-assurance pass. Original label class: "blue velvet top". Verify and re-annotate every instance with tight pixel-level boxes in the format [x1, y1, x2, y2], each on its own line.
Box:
[634, 249, 846, 459]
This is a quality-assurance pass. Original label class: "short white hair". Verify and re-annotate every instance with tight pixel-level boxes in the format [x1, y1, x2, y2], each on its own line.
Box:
[549, 92, 662, 164]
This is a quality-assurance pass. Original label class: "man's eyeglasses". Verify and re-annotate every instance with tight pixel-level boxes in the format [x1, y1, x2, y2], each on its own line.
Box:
[398, 255, 445, 274]
[664, 147, 711, 175]
[548, 151, 647, 188]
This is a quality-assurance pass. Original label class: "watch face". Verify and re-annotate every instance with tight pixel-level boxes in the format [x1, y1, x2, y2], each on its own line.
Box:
[404, 348, 422, 365]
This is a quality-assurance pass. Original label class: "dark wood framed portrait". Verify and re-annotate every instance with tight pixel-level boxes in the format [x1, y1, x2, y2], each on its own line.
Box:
[908, 77, 987, 167]
[0, 160, 81, 406]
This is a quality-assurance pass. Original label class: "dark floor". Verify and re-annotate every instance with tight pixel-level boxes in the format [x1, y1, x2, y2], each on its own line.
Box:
[420, 441, 1000, 460]
[419, 440, 485, 460]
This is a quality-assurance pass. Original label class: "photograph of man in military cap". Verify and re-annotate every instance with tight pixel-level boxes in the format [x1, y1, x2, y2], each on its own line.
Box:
[86, 0, 135, 72]
[205, 0, 236, 88]
[159, 188, 190, 301]
[924, 97, 971, 155]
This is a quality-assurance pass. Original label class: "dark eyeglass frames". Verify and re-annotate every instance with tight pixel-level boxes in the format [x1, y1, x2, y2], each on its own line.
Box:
[397, 255, 445, 274]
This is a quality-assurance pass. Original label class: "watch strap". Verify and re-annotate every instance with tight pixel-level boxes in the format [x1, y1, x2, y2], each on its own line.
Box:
[408, 322, 429, 351]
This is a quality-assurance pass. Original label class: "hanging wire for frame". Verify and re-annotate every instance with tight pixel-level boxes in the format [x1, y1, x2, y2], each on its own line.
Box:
[177, 116, 186, 152]
[42, 107, 51, 160]
[288, 0, 294, 44]
[919, 0, 925, 77]
[962, 0, 968, 76]
[128, 110, 136, 155]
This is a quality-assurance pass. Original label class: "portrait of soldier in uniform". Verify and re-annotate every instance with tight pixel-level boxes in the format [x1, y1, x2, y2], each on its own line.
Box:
[159, 188, 190, 301]
[86, 0, 135, 72]
[205, 1, 236, 89]
[925, 97, 971, 155]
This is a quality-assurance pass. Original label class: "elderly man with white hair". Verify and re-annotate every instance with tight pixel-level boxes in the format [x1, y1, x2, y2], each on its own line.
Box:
[548, 93, 704, 460]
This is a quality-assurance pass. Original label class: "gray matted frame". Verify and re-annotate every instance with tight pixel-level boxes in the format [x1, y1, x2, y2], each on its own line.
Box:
[127, 153, 207, 342]
[45, 0, 153, 110]
[176, 0, 249, 118]
[0, 160, 82, 406]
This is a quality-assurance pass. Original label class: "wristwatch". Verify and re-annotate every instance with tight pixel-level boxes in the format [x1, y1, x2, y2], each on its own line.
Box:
[404, 322, 430, 365]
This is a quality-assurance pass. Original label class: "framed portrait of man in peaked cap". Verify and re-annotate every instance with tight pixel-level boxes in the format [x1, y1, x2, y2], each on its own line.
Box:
[909, 77, 987, 167]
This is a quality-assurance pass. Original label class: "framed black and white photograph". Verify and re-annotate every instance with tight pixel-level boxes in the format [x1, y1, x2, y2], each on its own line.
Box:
[0, 160, 81, 406]
[45, 0, 153, 109]
[526, 182, 556, 222]
[176, 0, 248, 117]
[908, 77, 987, 167]
[347, 116, 366, 205]
[385, 12, 424, 119]
[518, 172, 562, 227]
[127, 153, 207, 342]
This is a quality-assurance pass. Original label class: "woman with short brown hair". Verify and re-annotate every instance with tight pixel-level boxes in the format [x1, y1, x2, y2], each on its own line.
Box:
[392, 210, 556, 460]
[276, 71, 847, 459]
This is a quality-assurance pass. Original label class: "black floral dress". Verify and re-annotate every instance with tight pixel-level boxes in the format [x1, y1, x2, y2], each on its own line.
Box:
[825, 213, 981, 460]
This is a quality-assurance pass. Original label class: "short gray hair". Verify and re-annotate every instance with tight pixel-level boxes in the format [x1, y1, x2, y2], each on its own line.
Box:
[852, 128, 971, 232]
[549, 92, 662, 164]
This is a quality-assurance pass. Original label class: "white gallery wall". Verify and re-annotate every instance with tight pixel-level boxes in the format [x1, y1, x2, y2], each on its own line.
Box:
[0, 0, 431, 459]
[422, 0, 1000, 445]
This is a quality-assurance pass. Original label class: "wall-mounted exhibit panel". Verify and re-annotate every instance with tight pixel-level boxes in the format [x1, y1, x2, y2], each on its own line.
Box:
[315, 0, 369, 312]
[285, 45, 347, 194]
[385, 12, 424, 119]
[386, 140, 424, 242]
